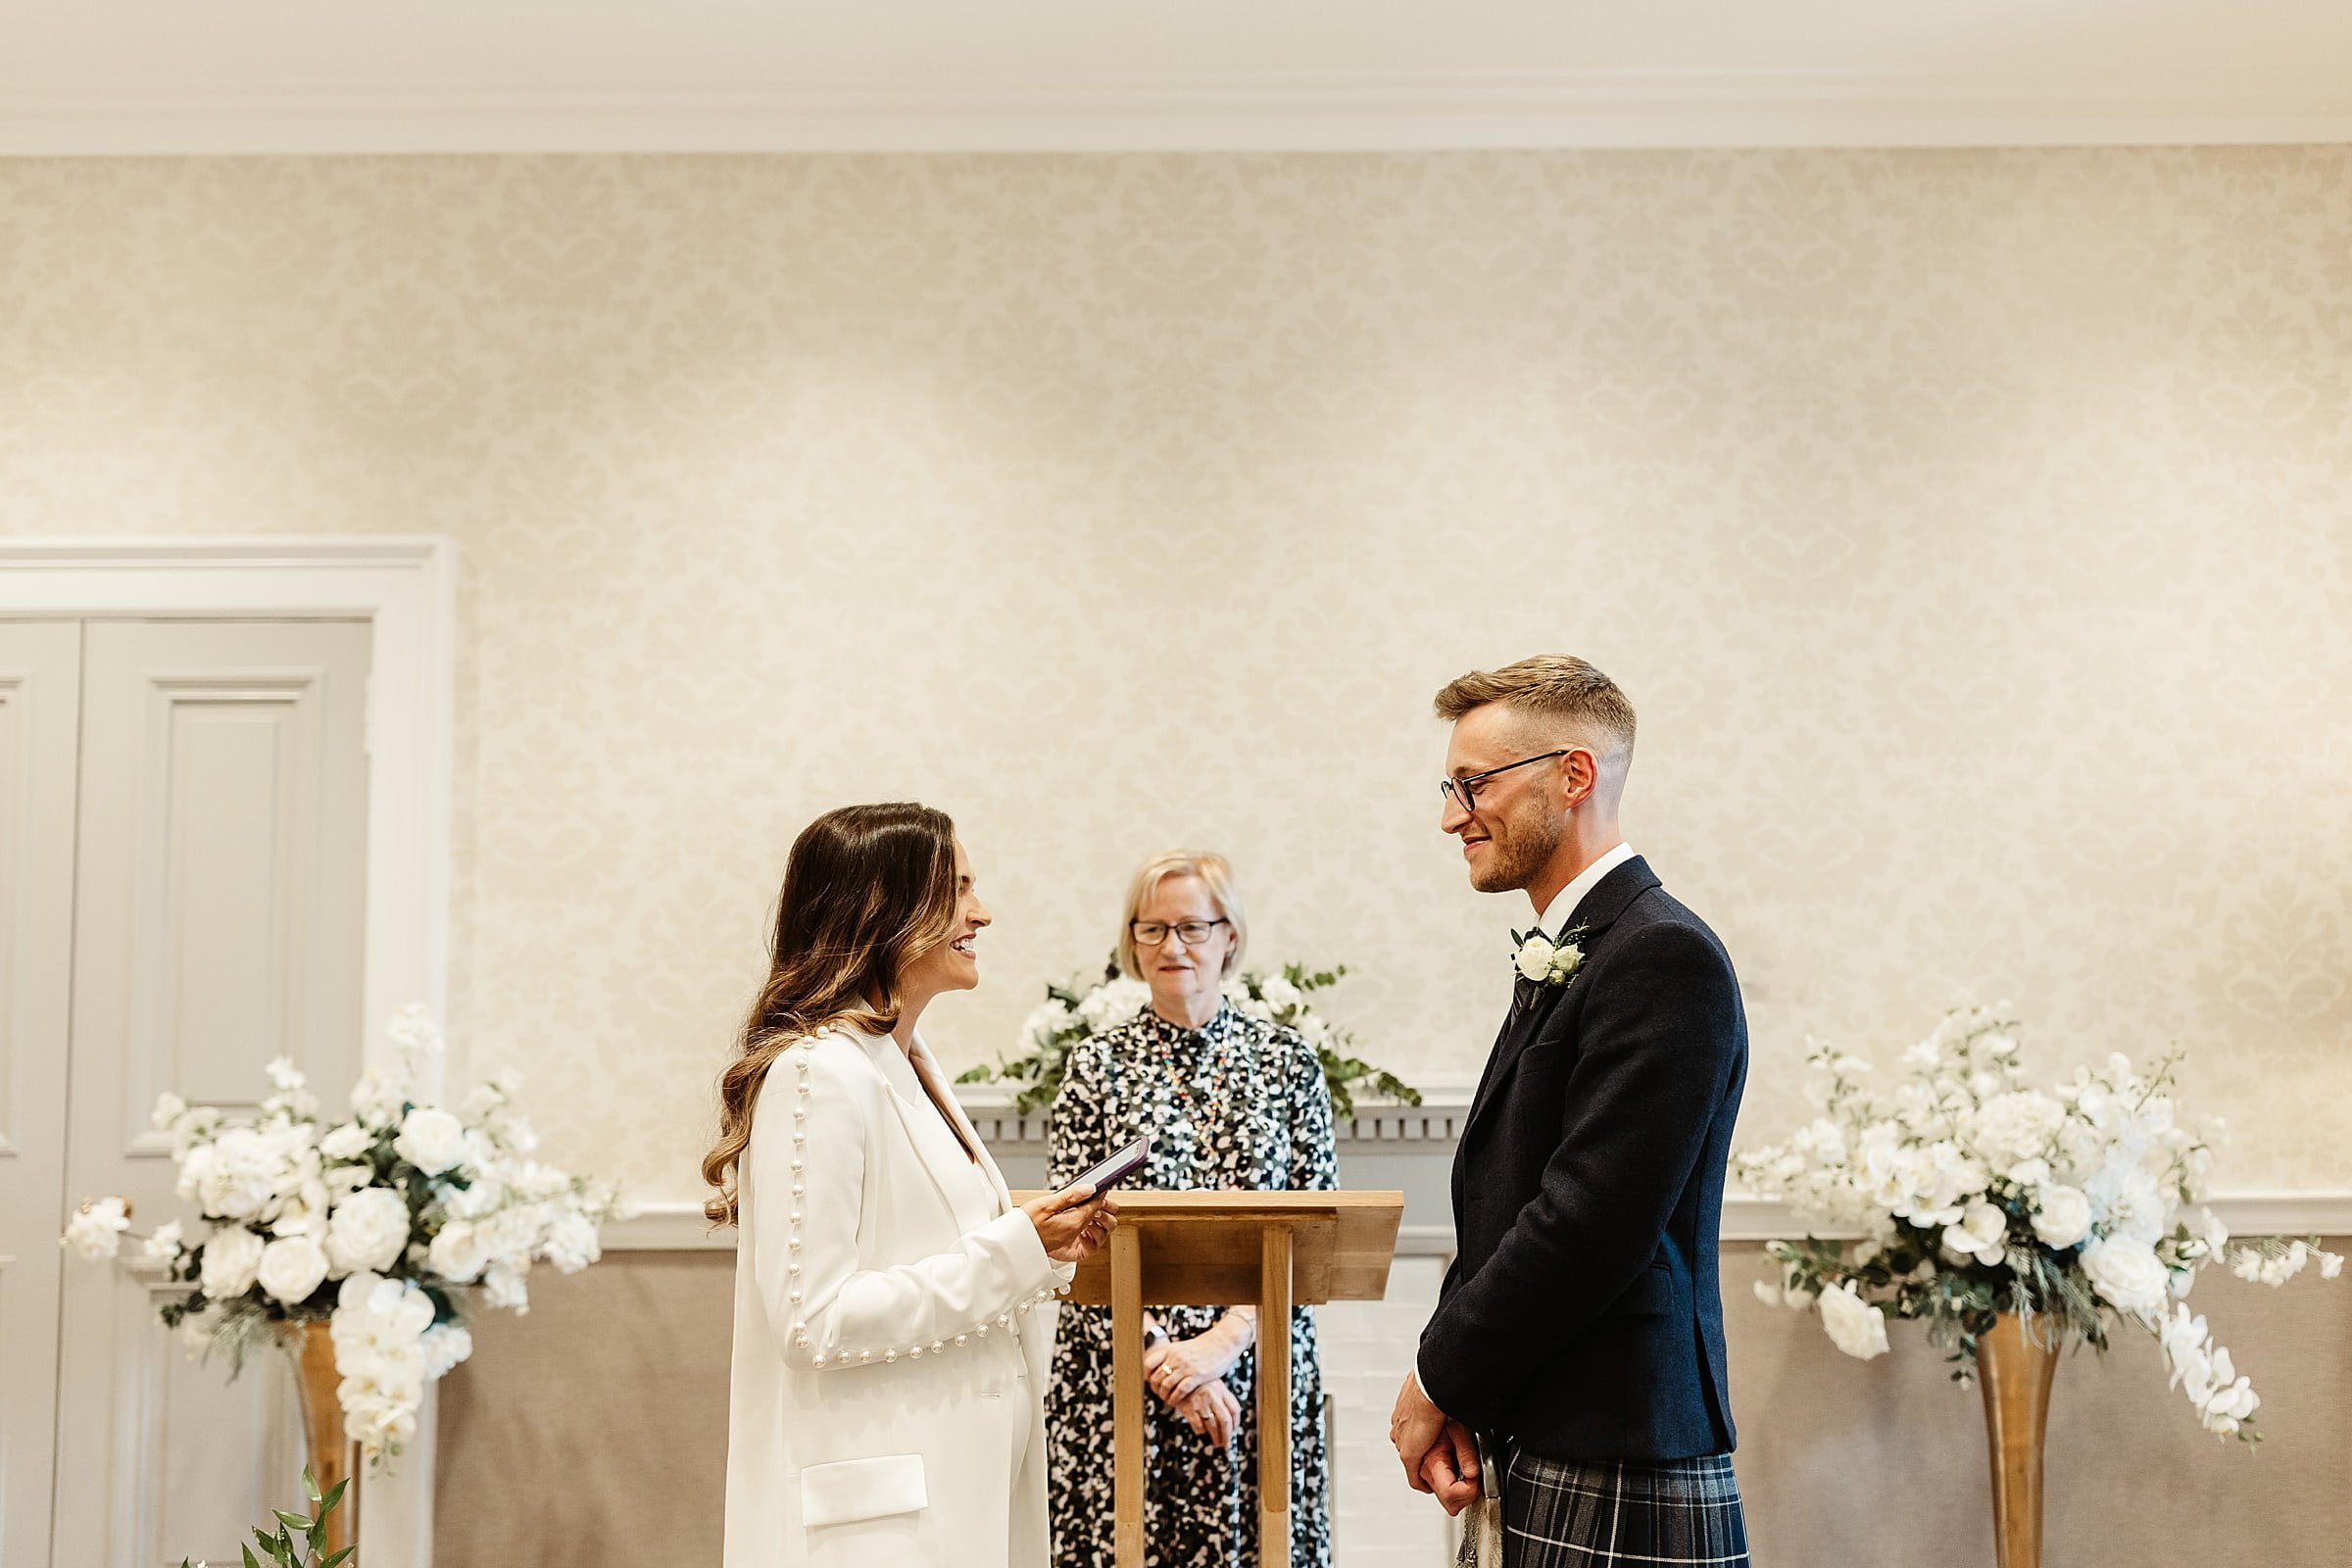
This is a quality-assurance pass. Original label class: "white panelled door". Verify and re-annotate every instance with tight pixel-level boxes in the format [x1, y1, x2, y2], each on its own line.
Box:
[20, 618, 372, 1568]
[0, 622, 83, 1568]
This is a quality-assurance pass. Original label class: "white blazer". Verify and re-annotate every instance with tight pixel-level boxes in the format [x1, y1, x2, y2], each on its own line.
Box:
[723, 1024, 1072, 1568]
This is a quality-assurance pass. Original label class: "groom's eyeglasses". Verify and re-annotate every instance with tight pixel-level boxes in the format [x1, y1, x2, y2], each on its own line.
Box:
[1131, 919, 1230, 947]
[1439, 750, 1572, 814]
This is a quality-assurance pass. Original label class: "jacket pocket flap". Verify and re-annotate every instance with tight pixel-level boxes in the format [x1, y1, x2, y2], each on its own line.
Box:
[1607, 1262, 1676, 1316]
[801, 1453, 927, 1528]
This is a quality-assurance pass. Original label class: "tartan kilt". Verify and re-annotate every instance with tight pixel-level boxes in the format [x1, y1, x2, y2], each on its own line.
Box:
[1500, 1447, 1749, 1567]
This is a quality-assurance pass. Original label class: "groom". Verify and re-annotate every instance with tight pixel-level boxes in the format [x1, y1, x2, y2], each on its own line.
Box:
[1391, 656, 1750, 1566]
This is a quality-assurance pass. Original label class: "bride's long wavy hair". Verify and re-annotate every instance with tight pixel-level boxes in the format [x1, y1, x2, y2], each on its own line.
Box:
[701, 802, 959, 1226]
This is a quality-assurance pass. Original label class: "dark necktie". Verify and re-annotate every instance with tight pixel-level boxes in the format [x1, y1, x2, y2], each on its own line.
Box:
[1504, 974, 1540, 1034]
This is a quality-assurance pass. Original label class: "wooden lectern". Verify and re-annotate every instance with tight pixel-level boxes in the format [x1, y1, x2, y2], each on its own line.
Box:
[1037, 1190, 1404, 1568]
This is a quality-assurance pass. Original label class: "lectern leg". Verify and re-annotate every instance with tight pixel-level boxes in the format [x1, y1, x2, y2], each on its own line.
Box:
[1111, 1222, 1145, 1568]
[1258, 1225, 1293, 1568]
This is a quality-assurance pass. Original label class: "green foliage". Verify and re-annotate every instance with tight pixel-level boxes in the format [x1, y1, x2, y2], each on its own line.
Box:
[179, 1467, 351, 1568]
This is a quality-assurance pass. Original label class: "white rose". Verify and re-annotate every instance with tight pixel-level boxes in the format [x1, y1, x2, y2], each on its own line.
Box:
[1514, 935, 1555, 982]
[269, 1181, 331, 1240]
[152, 1091, 190, 1130]
[1075, 979, 1150, 1033]
[143, 1219, 186, 1263]
[193, 1126, 294, 1221]
[1257, 975, 1303, 1011]
[199, 1226, 267, 1299]
[2030, 1185, 2092, 1250]
[427, 1219, 488, 1283]
[393, 1107, 467, 1176]
[319, 1122, 375, 1161]
[1817, 1282, 1890, 1360]
[257, 1235, 330, 1304]
[1939, 1200, 2010, 1264]
[63, 1197, 132, 1261]
[2081, 1238, 2171, 1320]
[326, 1187, 412, 1276]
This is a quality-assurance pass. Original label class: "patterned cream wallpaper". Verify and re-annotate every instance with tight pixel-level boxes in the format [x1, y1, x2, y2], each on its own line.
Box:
[3, 150, 2346, 1205]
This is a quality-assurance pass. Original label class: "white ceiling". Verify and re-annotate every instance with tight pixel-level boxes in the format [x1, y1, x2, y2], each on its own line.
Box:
[5, 0, 2351, 154]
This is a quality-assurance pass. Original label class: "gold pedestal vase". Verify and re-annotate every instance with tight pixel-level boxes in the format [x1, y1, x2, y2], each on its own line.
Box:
[1977, 1313, 2060, 1568]
[292, 1319, 359, 1557]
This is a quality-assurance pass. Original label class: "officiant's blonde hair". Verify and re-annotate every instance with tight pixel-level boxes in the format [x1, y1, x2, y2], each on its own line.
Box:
[1115, 850, 1249, 979]
[1434, 656, 1638, 781]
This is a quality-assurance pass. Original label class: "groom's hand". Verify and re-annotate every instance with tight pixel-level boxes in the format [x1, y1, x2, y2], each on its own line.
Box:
[1418, 1419, 1484, 1516]
[1391, 1371, 1479, 1505]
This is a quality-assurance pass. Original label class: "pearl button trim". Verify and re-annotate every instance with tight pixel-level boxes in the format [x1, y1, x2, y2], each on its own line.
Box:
[781, 1034, 1066, 1370]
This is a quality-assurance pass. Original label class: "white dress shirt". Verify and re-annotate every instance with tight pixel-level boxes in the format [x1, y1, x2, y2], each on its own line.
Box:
[1529, 841, 1638, 941]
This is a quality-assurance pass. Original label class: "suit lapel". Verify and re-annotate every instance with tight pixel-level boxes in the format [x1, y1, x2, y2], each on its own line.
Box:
[860, 1030, 991, 1228]
[911, 1032, 1014, 1210]
[1456, 857, 1662, 1149]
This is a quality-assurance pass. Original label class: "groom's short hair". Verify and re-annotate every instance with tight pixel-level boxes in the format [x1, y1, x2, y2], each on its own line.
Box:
[1433, 657, 1638, 777]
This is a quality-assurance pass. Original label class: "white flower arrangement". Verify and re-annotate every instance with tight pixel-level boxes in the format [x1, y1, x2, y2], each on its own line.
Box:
[959, 960, 1420, 1118]
[62, 1005, 622, 1466]
[1736, 1004, 2340, 1443]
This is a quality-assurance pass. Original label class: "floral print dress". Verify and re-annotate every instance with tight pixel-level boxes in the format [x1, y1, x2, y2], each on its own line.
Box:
[1046, 1003, 1338, 1568]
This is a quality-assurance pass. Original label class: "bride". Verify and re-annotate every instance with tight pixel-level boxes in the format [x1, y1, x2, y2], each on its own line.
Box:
[704, 802, 1116, 1568]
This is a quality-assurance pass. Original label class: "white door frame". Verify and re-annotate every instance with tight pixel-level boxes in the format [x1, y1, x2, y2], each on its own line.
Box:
[0, 536, 454, 1568]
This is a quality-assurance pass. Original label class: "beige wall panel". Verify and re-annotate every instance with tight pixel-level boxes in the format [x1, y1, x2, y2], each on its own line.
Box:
[52, 618, 371, 1567]
[435, 1245, 2352, 1568]
[5, 151, 2345, 1211]
[0, 620, 82, 1568]
[436, 1253, 735, 1566]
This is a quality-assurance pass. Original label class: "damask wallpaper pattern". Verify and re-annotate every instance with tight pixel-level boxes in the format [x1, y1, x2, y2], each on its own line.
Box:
[3, 149, 2344, 1206]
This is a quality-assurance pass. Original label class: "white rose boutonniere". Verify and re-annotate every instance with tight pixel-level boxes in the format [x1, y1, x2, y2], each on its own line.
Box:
[1511, 926, 1587, 987]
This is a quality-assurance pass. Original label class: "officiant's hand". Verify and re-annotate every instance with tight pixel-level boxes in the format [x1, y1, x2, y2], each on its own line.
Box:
[1173, 1377, 1244, 1446]
[1143, 1310, 1251, 1405]
[1023, 1185, 1117, 1262]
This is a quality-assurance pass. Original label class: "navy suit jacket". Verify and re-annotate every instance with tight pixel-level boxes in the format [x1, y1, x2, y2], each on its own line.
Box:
[1417, 856, 1746, 1460]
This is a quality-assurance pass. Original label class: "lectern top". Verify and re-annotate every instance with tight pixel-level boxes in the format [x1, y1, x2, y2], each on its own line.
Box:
[1025, 1188, 1404, 1308]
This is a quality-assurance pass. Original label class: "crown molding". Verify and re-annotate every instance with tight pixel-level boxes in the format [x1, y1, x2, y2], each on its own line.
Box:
[5, 72, 2349, 156]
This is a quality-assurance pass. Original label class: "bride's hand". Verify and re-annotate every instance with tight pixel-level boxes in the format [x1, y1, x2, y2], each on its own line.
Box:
[1021, 1184, 1117, 1263]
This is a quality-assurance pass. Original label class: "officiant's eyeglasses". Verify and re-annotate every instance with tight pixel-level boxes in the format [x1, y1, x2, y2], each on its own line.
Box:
[1131, 919, 1230, 947]
[1439, 750, 1572, 813]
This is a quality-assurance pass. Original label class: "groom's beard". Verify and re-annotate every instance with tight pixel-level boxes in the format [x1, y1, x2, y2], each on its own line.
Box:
[1469, 810, 1564, 894]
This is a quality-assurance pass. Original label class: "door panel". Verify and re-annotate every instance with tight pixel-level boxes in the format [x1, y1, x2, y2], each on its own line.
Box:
[0, 621, 82, 1568]
[53, 619, 370, 1567]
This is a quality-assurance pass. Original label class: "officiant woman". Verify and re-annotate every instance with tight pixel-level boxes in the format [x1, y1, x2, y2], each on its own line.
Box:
[1045, 850, 1338, 1568]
